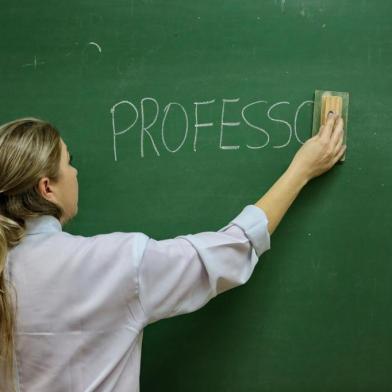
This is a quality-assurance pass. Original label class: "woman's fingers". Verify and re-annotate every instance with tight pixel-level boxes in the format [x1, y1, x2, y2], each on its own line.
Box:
[320, 115, 344, 160]
[333, 138, 343, 157]
[333, 144, 347, 163]
[333, 133, 344, 155]
[331, 117, 344, 143]
[319, 112, 338, 139]
[331, 118, 345, 154]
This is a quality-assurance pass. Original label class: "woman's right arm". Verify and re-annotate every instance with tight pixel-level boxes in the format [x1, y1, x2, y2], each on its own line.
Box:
[138, 113, 345, 325]
[255, 112, 346, 235]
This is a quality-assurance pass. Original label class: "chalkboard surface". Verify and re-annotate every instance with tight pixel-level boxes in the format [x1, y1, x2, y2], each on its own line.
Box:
[1, 1, 391, 390]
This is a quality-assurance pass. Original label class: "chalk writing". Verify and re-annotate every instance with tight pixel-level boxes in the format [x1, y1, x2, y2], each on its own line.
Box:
[110, 98, 314, 161]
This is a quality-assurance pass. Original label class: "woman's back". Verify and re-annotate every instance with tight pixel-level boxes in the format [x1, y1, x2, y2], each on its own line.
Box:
[8, 215, 149, 391]
[7, 206, 270, 391]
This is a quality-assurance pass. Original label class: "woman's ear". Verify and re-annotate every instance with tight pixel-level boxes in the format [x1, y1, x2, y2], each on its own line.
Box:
[38, 177, 56, 203]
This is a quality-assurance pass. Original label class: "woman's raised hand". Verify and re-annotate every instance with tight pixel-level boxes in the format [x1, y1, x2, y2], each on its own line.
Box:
[289, 112, 346, 183]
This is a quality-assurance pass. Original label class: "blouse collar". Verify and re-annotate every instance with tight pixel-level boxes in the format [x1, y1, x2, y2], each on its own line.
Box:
[25, 215, 62, 235]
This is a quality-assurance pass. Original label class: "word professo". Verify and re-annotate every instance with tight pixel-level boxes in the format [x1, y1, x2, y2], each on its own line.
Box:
[110, 97, 313, 161]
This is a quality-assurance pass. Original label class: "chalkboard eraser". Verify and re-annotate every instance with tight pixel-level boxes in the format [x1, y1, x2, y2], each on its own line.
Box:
[312, 90, 349, 161]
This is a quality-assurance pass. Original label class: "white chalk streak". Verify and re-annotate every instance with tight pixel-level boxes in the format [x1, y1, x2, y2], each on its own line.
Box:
[268, 102, 292, 149]
[162, 103, 189, 153]
[111, 100, 139, 162]
[220, 98, 240, 150]
[294, 100, 313, 144]
[193, 100, 216, 152]
[242, 100, 270, 149]
[22, 55, 45, 69]
[141, 98, 160, 158]
[88, 42, 102, 53]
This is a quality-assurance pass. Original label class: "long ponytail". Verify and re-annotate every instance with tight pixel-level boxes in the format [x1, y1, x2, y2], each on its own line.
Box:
[0, 215, 24, 387]
[0, 118, 64, 389]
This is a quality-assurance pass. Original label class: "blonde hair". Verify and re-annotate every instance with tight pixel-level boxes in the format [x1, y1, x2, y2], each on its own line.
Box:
[0, 118, 63, 388]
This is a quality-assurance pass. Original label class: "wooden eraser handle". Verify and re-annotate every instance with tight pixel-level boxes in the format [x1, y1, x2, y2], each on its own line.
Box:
[321, 95, 343, 125]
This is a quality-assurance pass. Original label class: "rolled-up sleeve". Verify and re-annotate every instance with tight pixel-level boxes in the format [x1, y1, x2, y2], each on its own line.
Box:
[138, 205, 270, 325]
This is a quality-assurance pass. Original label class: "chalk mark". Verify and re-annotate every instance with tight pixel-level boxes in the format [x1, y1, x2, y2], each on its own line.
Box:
[22, 55, 45, 69]
[87, 42, 102, 53]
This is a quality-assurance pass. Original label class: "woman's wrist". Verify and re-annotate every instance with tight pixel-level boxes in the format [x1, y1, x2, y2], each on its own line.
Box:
[254, 163, 309, 235]
[285, 162, 310, 191]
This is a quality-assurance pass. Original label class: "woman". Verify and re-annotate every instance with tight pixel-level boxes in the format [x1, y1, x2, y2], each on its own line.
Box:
[0, 114, 345, 391]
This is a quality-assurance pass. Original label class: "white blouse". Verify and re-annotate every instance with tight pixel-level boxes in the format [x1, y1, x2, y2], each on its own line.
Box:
[5, 204, 270, 392]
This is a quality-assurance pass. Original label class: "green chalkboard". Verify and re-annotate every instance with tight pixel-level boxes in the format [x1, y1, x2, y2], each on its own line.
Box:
[1, 0, 392, 390]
